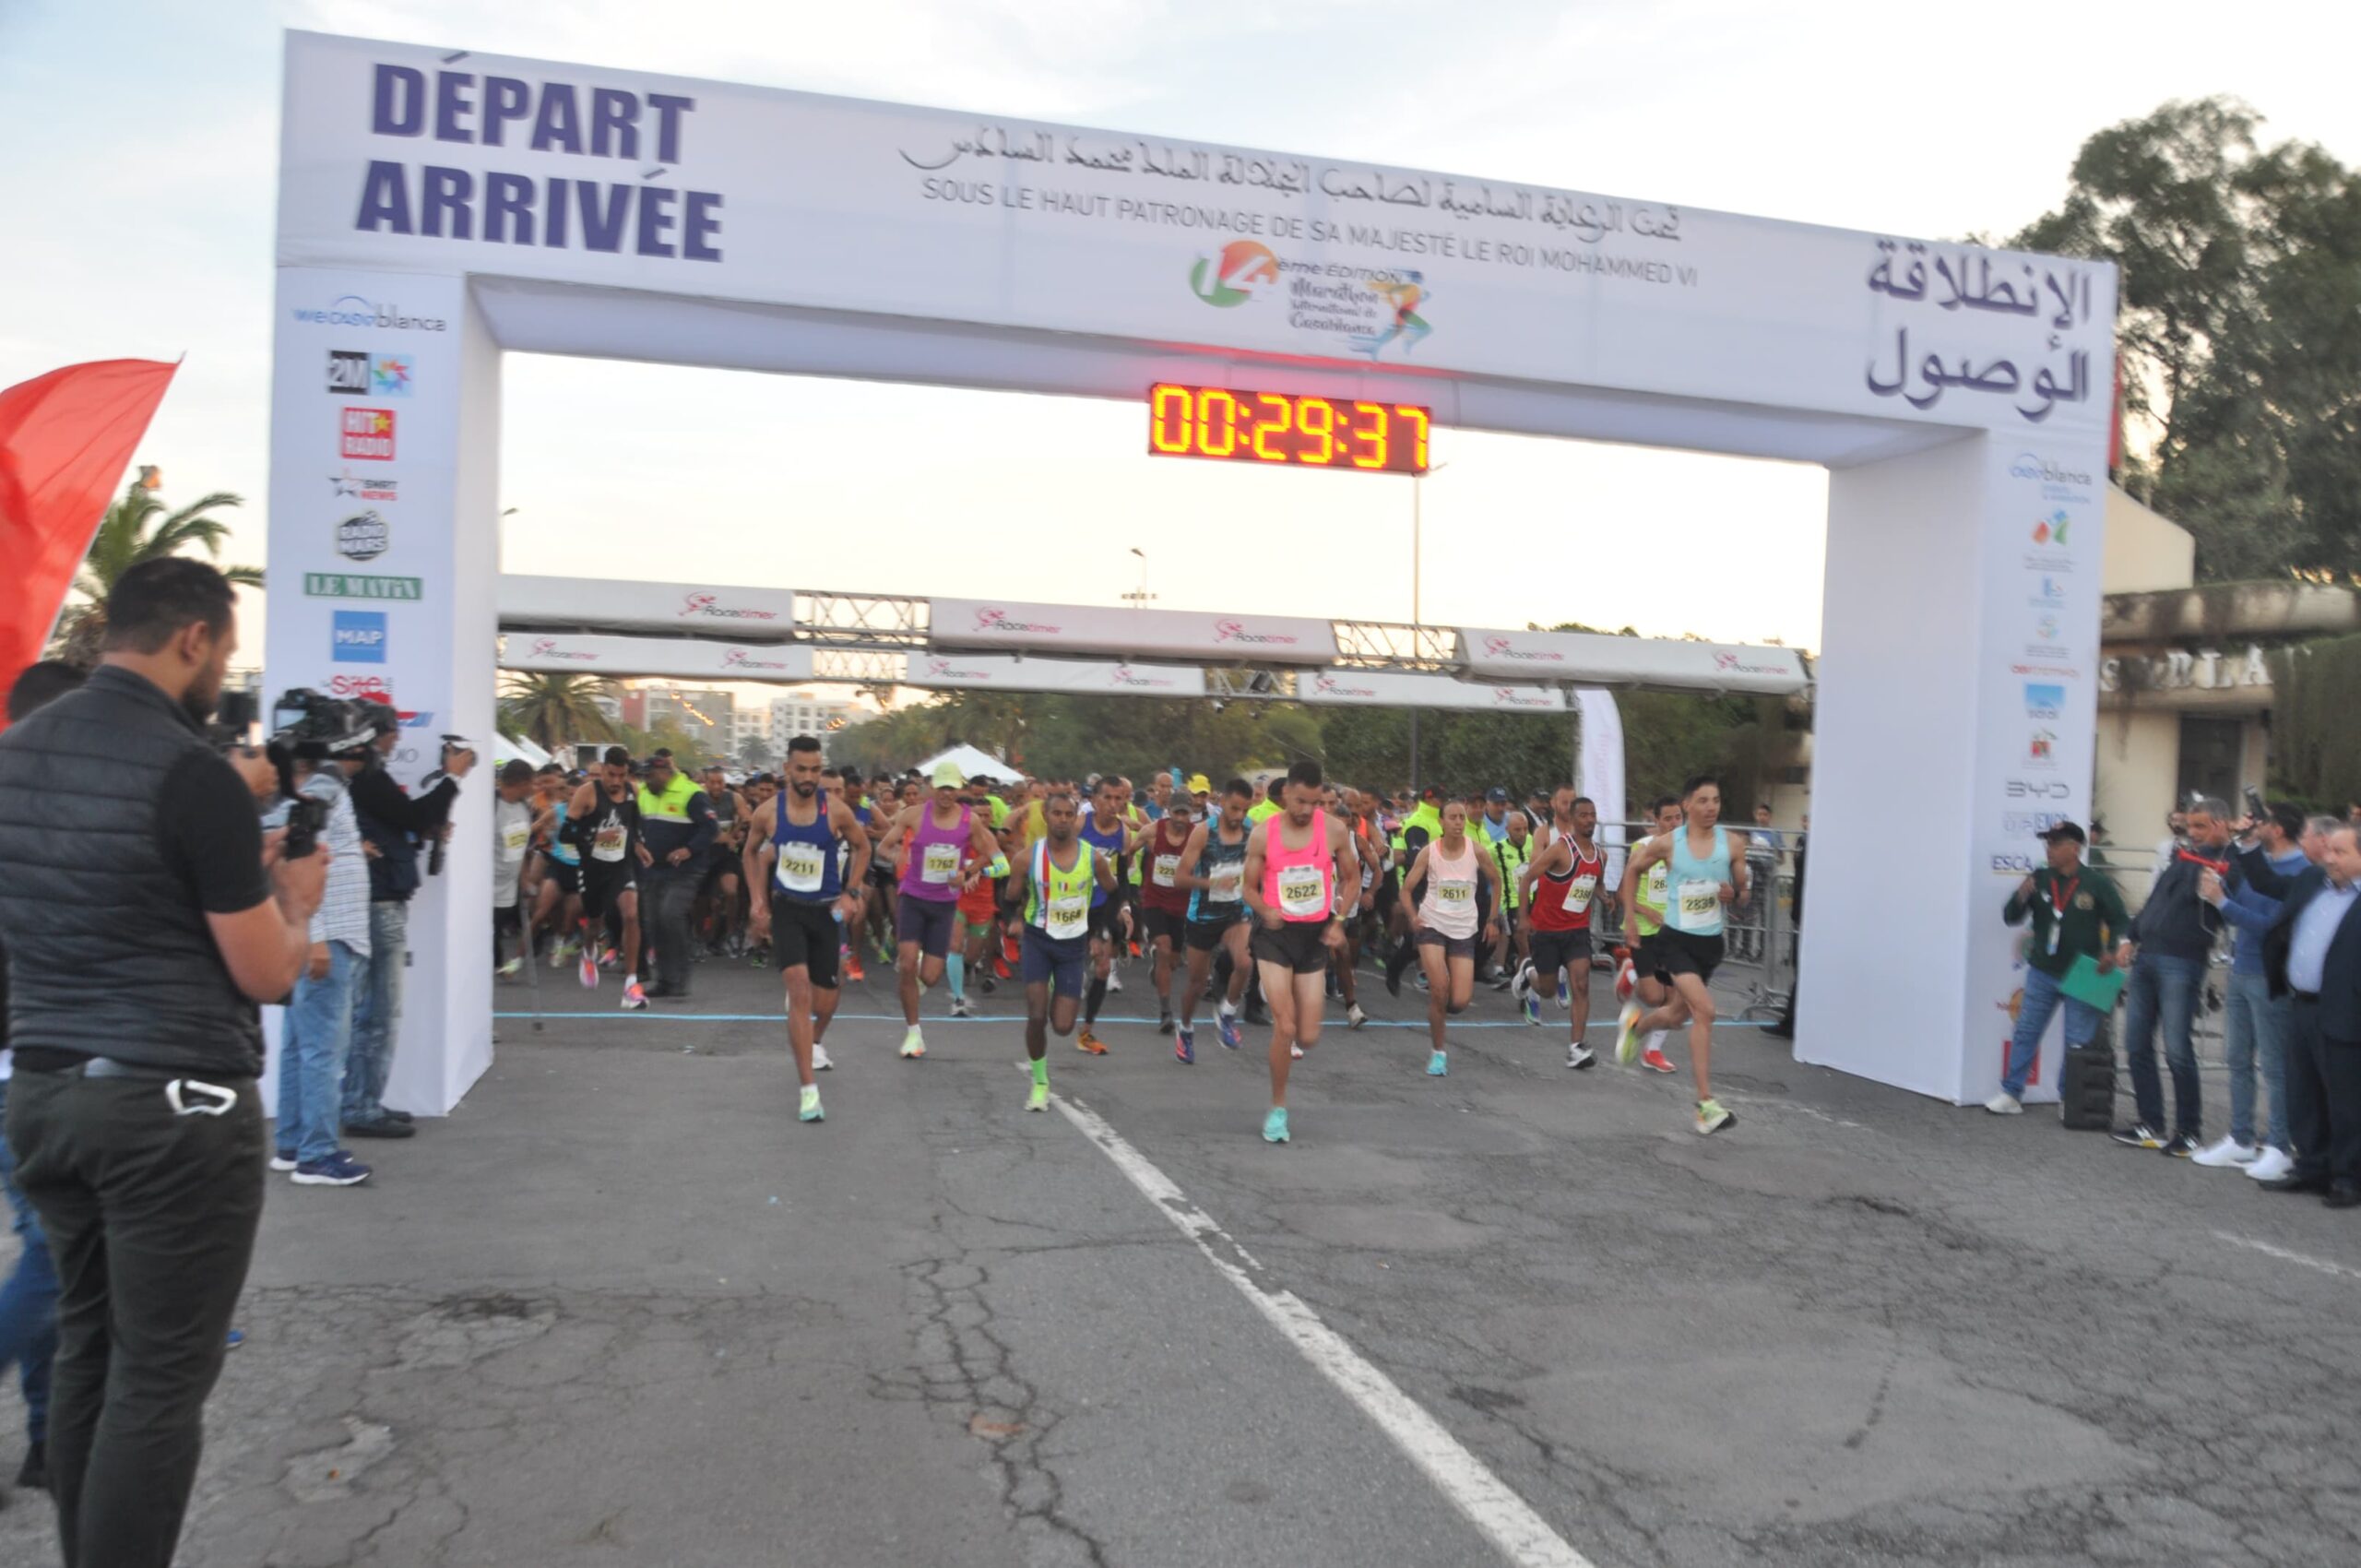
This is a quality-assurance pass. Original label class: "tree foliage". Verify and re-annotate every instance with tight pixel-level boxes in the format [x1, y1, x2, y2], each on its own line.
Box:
[50, 481, 261, 663]
[2266, 636, 2361, 807]
[497, 671, 619, 754]
[2010, 98, 2361, 579]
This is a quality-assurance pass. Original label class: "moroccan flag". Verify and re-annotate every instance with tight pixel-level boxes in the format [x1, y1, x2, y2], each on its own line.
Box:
[0, 359, 179, 719]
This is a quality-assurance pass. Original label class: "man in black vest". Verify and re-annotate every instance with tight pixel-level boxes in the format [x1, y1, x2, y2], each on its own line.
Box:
[0, 559, 326, 1567]
[2259, 820, 2361, 1206]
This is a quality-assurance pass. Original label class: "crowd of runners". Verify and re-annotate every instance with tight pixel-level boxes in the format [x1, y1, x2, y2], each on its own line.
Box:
[500, 743, 1766, 1141]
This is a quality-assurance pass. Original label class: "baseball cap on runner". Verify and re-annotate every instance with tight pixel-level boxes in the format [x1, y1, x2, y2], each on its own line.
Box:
[2037, 820, 2086, 846]
[1486, 786, 1510, 802]
[931, 761, 964, 788]
[1186, 773, 1212, 794]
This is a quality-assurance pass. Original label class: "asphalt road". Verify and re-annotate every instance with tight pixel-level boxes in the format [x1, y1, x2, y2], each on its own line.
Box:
[1, 944, 2356, 1567]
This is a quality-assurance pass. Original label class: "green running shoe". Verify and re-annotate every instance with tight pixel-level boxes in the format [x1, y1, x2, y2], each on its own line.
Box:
[1695, 1098, 1735, 1136]
[1262, 1107, 1290, 1144]
[799, 1086, 825, 1123]
[1026, 1083, 1050, 1113]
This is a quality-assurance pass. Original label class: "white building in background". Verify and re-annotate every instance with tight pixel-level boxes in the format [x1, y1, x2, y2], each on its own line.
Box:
[769, 690, 865, 759]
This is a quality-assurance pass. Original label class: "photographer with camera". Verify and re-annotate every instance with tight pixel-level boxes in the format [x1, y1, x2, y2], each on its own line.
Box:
[266, 692, 379, 1188]
[338, 707, 473, 1140]
[0, 559, 327, 1568]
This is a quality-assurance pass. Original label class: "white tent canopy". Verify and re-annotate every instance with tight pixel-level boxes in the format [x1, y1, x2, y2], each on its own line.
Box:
[911, 743, 1009, 782]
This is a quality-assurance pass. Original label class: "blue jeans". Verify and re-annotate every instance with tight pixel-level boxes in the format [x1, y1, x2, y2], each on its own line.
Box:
[2221, 969, 2291, 1152]
[344, 901, 408, 1125]
[2121, 953, 2204, 1138]
[0, 1078, 59, 1444]
[2002, 965, 2101, 1099]
[279, 939, 361, 1164]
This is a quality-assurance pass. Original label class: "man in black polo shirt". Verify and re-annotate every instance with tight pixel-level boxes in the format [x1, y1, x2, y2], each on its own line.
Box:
[0, 559, 326, 1568]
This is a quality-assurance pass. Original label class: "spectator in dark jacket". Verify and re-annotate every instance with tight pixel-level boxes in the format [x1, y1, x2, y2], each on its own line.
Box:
[2110, 797, 2232, 1155]
[2257, 820, 2361, 1206]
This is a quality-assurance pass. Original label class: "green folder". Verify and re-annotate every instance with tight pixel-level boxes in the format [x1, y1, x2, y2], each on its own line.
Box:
[2058, 954, 2125, 1012]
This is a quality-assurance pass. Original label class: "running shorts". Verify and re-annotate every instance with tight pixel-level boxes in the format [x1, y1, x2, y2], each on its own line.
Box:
[1527, 927, 1592, 980]
[1653, 927, 1724, 985]
[580, 864, 635, 921]
[1251, 919, 1332, 975]
[541, 858, 581, 896]
[896, 895, 960, 959]
[700, 843, 741, 892]
[770, 898, 841, 989]
[1143, 907, 1186, 946]
[1088, 895, 1127, 947]
[1021, 926, 1089, 999]
[1185, 908, 1246, 950]
[958, 876, 999, 926]
[1415, 928, 1478, 960]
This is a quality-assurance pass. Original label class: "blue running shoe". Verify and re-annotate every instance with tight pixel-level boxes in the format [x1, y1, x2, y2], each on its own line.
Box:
[1216, 1010, 1243, 1051]
[1522, 995, 1543, 1027]
[1426, 1050, 1448, 1077]
[1262, 1107, 1289, 1144]
[1175, 1025, 1195, 1065]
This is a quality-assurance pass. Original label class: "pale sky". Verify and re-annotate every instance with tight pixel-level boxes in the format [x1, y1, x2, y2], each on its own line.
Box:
[6, 0, 2357, 662]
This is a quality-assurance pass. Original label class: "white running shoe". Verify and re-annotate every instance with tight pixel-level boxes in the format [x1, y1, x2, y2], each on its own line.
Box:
[1566, 1043, 1596, 1070]
[2190, 1134, 2260, 1169]
[950, 993, 973, 1018]
[2244, 1146, 2296, 1182]
[813, 1043, 834, 1072]
[1289, 1043, 1304, 1059]
[1984, 1092, 2023, 1115]
[899, 1028, 926, 1060]
[1347, 1003, 1368, 1029]
[1108, 970, 1124, 993]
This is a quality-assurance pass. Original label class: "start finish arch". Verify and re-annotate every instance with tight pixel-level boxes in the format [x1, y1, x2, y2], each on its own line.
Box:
[265, 30, 2115, 1114]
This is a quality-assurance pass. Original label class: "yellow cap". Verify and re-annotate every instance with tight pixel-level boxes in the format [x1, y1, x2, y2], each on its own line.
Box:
[1186, 773, 1212, 794]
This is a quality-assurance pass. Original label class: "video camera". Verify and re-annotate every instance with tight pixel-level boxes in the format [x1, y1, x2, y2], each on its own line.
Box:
[267, 689, 376, 859]
[206, 688, 259, 751]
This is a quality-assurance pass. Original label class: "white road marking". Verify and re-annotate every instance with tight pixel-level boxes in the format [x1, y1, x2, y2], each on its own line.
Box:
[2213, 1229, 2361, 1282]
[1052, 1092, 1596, 1568]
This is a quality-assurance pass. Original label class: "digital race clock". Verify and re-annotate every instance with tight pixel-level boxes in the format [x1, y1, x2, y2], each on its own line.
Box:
[1147, 383, 1430, 474]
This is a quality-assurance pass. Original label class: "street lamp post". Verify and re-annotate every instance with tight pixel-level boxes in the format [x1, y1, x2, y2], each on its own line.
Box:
[1122, 546, 1156, 609]
[1408, 463, 1448, 791]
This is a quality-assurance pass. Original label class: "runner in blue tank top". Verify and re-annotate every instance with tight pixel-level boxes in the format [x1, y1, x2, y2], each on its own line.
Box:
[746, 737, 872, 1123]
[1615, 774, 1750, 1136]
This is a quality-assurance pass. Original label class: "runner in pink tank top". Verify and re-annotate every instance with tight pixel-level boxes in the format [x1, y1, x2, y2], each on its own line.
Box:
[878, 763, 1002, 1059]
[1242, 764, 1363, 1146]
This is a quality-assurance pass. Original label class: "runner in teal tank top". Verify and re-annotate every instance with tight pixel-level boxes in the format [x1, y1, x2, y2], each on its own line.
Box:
[1614, 774, 1750, 1137]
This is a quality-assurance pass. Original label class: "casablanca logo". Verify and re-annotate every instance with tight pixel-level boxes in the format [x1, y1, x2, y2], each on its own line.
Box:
[973, 607, 1062, 635]
[1189, 240, 1280, 307]
[1214, 619, 1299, 646]
[2033, 510, 2070, 547]
[679, 591, 779, 622]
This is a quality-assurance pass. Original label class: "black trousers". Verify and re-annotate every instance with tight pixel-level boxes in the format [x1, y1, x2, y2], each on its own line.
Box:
[641, 861, 699, 994]
[4, 1068, 264, 1568]
[2285, 999, 2361, 1185]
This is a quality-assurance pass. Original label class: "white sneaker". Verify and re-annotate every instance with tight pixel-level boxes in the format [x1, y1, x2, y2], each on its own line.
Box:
[950, 993, 973, 1018]
[899, 1028, 926, 1060]
[2244, 1146, 2296, 1182]
[2190, 1135, 2260, 1169]
[1289, 1043, 1304, 1059]
[1566, 1043, 1596, 1070]
[1347, 1003, 1368, 1029]
[813, 1043, 834, 1072]
[1108, 971, 1123, 993]
[1985, 1092, 2023, 1115]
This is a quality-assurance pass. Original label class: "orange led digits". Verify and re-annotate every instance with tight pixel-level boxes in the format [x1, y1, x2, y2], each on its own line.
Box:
[1145, 383, 1430, 474]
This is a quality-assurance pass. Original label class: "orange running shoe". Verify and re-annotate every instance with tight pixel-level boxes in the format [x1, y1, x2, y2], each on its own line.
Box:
[845, 948, 866, 982]
[1076, 1028, 1109, 1055]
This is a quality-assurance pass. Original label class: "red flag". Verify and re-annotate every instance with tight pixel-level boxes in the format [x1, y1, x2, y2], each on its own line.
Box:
[0, 359, 180, 719]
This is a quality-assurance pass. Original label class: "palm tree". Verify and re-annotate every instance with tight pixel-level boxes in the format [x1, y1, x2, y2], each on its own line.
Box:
[499, 671, 621, 754]
[51, 482, 261, 663]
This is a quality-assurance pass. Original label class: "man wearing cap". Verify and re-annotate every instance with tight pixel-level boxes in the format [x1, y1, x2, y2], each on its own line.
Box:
[1477, 788, 1513, 847]
[1989, 821, 2129, 1115]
